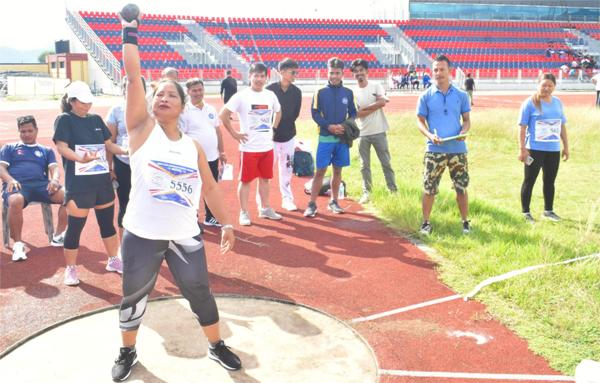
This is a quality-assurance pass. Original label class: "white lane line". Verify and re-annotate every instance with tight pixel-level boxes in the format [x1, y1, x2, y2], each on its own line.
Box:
[464, 253, 600, 300]
[379, 369, 574, 381]
[447, 330, 493, 345]
[350, 294, 461, 323]
[351, 253, 600, 323]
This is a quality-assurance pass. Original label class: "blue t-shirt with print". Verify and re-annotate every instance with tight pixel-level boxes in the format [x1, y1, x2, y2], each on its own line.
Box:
[416, 84, 471, 154]
[0, 143, 56, 186]
[519, 96, 566, 152]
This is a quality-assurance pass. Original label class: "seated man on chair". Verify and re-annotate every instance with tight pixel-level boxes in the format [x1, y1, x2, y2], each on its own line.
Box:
[0, 115, 67, 261]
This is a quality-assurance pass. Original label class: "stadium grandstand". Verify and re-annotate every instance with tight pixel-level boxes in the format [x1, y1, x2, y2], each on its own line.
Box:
[64, 0, 599, 92]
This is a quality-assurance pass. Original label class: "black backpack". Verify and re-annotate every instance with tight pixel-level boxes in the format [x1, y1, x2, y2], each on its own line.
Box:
[293, 150, 315, 177]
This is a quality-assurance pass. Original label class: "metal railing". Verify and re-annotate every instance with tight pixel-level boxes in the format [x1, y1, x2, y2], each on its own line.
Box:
[65, 8, 121, 84]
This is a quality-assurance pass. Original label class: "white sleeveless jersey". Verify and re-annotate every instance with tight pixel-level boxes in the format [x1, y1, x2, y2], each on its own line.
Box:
[123, 125, 202, 240]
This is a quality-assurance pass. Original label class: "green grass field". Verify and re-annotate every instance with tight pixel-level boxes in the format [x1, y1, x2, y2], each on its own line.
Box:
[297, 105, 600, 374]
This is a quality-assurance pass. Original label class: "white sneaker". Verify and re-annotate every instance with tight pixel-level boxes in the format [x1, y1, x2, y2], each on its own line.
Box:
[12, 241, 27, 261]
[259, 207, 282, 220]
[239, 211, 251, 226]
[50, 231, 66, 247]
[358, 193, 370, 204]
[281, 199, 298, 211]
[64, 265, 80, 286]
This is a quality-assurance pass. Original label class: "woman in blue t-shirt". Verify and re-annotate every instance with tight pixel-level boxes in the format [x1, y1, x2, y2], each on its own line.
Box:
[518, 73, 570, 223]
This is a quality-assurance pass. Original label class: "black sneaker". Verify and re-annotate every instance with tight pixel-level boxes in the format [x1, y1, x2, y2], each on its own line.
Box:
[542, 210, 561, 222]
[523, 212, 535, 224]
[327, 200, 345, 214]
[303, 201, 317, 218]
[462, 220, 471, 234]
[419, 221, 432, 235]
[208, 340, 242, 371]
[111, 347, 138, 382]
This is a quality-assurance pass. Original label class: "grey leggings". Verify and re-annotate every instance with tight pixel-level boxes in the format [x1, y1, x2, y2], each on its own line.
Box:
[118, 230, 219, 331]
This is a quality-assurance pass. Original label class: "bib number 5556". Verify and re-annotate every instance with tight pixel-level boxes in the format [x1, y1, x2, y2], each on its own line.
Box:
[170, 180, 192, 194]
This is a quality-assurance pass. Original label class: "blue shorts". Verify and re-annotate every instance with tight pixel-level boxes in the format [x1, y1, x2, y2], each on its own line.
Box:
[2, 181, 54, 208]
[316, 142, 350, 169]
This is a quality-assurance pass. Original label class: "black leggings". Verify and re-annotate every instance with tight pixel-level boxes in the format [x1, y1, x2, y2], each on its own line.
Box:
[203, 159, 219, 221]
[520, 150, 560, 213]
[114, 157, 131, 228]
[118, 230, 219, 331]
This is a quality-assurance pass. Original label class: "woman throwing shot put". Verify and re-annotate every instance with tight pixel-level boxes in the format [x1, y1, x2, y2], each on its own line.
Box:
[518, 73, 569, 224]
[111, 7, 241, 382]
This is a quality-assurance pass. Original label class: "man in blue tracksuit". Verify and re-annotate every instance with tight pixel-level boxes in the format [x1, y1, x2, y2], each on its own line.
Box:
[304, 57, 357, 217]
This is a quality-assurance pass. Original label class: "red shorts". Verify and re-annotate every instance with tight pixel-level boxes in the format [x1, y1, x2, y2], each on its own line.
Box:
[239, 150, 274, 183]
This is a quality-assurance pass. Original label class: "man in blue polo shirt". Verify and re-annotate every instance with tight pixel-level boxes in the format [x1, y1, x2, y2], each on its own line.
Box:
[304, 57, 357, 217]
[0, 115, 67, 261]
[416, 55, 472, 235]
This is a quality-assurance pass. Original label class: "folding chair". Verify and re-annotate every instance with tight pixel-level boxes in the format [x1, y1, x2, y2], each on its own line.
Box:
[2, 202, 54, 248]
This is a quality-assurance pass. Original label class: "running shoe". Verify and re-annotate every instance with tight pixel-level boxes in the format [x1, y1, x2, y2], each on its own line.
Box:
[204, 217, 222, 227]
[259, 207, 282, 220]
[106, 256, 123, 274]
[523, 212, 535, 224]
[239, 211, 251, 226]
[419, 221, 433, 235]
[111, 347, 138, 382]
[358, 193, 370, 204]
[281, 199, 298, 212]
[542, 211, 561, 222]
[303, 201, 317, 218]
[462, 220, 471, 234]
[327, 200, 345, 214]
[50, 231, 66, 247]
[208, 340, 242, 371]
[64, 265, 80, 286]
[12, 241, 27, 261]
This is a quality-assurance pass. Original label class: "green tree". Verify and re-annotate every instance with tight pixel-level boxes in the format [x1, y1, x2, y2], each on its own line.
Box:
[38, 50, 55, 63]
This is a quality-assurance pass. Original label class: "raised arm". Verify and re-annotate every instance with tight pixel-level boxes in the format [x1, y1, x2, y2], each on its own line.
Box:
[120, 9, 153, 154]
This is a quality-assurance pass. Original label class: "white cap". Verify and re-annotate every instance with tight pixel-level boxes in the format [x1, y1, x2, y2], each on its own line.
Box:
[66, 81, 94, 103]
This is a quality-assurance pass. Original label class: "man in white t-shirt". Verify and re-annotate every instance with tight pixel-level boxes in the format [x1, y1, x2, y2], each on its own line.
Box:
[219, 63, 282, 226]
[351, 58, 397, 204]
[180, 78, 227, 227]
[592, 71, 600, 108]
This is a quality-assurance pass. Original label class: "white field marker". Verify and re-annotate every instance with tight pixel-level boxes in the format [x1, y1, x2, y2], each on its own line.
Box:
[379, 369, 574, 381]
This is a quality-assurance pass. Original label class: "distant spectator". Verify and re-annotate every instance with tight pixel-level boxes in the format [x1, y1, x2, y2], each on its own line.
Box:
[0, 115, 68, 261]
[400, 73, 410, 90]
[464, 73, 476, 106]
[592, 71, 600, 108]
[410, 71, 420, 90]
[220, 70, 238, 104]
[161, 67, 178, 81]
[422, 72, 431, 89]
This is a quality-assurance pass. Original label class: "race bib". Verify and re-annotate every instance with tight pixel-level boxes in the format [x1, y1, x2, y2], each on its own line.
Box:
[74, 144, 109, 175]
[248, 105, 272, 132]
[535, 119, 561, 142]
[146, 159, 199, 208]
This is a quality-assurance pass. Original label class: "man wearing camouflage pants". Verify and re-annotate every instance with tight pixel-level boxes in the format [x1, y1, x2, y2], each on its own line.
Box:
[416, 55, 471, 235]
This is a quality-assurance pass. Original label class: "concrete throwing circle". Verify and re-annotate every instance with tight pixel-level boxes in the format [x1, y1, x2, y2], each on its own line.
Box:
[0, 296, 378, 383]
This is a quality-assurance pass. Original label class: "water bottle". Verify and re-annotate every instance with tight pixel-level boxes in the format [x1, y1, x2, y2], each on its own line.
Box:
[338, 182, 345, 200]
